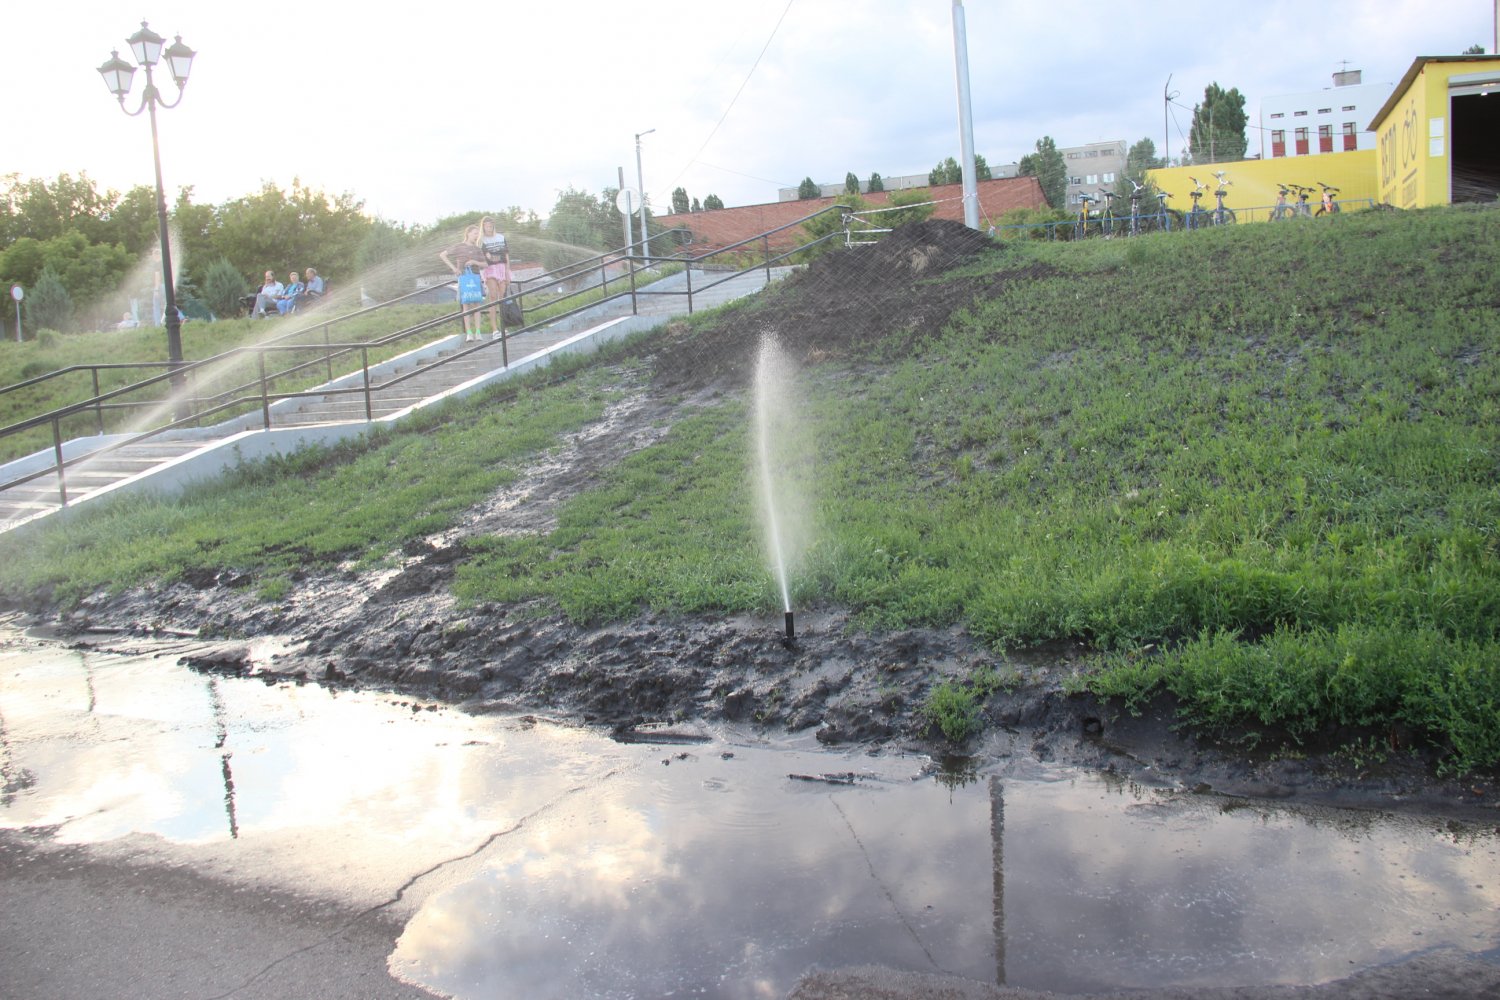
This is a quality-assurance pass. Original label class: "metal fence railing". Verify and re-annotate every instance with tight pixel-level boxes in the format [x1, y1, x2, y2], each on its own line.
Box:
[0, 208, 853, 511]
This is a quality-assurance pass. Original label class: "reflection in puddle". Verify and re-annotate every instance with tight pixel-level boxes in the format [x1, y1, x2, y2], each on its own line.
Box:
[1, 635, 1497, 999]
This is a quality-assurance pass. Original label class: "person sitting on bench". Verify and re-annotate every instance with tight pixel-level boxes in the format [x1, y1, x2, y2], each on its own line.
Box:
[302, 267, 325, 300]
[275, 270, 305, 315]
[250, 270, 283, 318]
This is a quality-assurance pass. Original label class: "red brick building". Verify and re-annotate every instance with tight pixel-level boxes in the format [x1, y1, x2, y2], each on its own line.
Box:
[654, 175, 1047, 253]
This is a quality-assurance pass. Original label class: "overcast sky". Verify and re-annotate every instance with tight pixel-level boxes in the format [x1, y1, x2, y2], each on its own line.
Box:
[3, 1, 1493, 228]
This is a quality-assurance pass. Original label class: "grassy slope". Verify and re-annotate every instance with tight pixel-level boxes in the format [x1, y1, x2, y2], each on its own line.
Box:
[0, 206, 1495, 769]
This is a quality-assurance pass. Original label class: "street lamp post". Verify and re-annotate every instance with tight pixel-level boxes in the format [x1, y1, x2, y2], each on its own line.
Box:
[635, 128, 654, 265]
[98, 21, 195, 400]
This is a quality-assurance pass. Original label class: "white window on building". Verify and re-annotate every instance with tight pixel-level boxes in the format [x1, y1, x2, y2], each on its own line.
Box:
[1270, 112, 1285, 119]
[1342, 105, 1356, 111]
[1103, 172, 1115, 183]
[1086, 174, 1097, 185]
[1317, 107, 1332, 114]
[1294, 110, 1308, 116]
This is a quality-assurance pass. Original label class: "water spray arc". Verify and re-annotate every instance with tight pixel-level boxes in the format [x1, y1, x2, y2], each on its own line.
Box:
[754, 335, 802, 644]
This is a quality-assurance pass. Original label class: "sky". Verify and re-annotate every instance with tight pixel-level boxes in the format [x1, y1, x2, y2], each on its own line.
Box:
[2, 1, 1493, 229]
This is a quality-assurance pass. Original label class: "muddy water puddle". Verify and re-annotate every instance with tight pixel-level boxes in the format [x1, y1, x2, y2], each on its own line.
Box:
[1, 634, 1496, 998]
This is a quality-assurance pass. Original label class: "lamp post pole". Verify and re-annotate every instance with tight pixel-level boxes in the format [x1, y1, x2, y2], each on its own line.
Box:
[98, 21, 195, 405]
[635, 128, 654, 265]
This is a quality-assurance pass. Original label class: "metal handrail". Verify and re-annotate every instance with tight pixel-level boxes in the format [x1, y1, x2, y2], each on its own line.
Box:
[0, 209, 850, 511]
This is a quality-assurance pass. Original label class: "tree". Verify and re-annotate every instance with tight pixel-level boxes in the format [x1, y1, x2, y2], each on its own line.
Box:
[671, 186, 690, 214]
[1188, 83, 1248, 164]
[975, 154, 992, 181]
[1463, 43, 1487, 54]
[24, 266, 72, 333]
[1114, 137, 1166, 203]
[880, 190, 937, 229]
[212, 180, 371, 285]
[547, 186, 615, 249]
[690, 197, 702, 213]
[354, 219, 417, 302]
[868, 172, 884, 193]
[703, 194, 724, 210]
[929, 157, 962, 186]
[1018, 136, 1067, 209]
[200, 257, 249, 318]
[797, 177, 821, 200]
[844, 172, 861, 194]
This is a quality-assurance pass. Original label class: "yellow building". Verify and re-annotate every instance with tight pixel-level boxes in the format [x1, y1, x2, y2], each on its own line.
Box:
[1147, 152, 1377, 223]
[1369, 55, 1500, 208]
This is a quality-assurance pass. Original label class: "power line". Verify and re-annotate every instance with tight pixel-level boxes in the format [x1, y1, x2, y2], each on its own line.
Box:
[667, 0, 796, 194]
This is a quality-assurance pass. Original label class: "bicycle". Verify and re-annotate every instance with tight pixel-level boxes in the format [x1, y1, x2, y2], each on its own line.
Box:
[1269, 183, 1293, 221]
[1127, 180, 1146, 236]
[1317, 182, 1342, 216]
[1185, 176, 1212, 230]
[1145, 189, 1179, 232]
[1099, 190, 1121, 238]
[1289, 184, 1315, 218]
[1210, 170, 1236, 225]
[1073, 193, 1098, 240]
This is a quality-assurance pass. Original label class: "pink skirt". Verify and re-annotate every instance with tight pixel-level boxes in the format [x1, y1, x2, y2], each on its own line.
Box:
[481, 263, 509, 281]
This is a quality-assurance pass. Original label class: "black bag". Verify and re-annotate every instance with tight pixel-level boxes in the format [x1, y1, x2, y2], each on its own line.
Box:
[501, 297, 524, 328]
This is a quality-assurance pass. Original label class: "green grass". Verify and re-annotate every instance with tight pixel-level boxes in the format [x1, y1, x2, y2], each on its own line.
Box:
[1, 205, 1497, 769]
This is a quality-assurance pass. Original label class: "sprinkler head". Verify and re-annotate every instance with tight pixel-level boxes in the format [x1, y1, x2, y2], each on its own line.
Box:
[783, 610, 796, 646]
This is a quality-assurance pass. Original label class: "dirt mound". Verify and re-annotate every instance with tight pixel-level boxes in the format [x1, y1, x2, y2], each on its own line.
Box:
[651, 219, 1032, 390]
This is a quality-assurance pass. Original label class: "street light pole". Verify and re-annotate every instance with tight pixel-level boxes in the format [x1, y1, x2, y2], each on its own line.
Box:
[635, 128, 655, 265]
[98, 21, 195, 403]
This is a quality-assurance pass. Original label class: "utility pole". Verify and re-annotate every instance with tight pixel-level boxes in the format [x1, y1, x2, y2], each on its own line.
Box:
[1164, 74, 1173, 166]
[951, 0, 980, 229]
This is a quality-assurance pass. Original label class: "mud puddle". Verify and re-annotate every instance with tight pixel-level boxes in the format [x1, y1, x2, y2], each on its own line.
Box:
[1, 632, 1497, 999]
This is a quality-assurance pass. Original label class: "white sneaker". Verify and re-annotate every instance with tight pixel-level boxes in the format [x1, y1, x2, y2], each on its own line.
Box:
[465, 334, 474, 342]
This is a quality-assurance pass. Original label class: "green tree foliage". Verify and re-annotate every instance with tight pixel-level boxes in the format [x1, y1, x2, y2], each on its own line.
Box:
[1018, 136, 1067, 209]
[929, 157, 962, 186]
[868, 172, 884, 193]
[703, 194, 724, 210]
[880, 190, 937, 229]
[797, 177, 821, 200]
[1463, 43, 1486, 54]
[1188, 83, 1248, 164]
[974, 154, 992, 181]
[24, 267, 72, 334]
[671, 186, 690, 214]
[548, 186, 618, 249]
[844, 172, 861, 194]
[200, 258, 250, 318]
[214, 180, 370, 285]
[690, 197, 702, 213]
[354, 219, 419, 302]
[1114, 137, 1166, 203]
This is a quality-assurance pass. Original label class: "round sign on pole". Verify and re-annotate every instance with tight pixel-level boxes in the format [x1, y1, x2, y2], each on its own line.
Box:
[9, 285, 21, 302]
[615, 187, 640, 216]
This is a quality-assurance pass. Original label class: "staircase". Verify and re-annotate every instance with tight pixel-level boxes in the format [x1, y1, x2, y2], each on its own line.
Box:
[0, 266, 796, 533]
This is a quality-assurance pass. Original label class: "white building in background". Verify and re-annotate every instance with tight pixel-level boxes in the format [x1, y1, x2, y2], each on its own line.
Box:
[779, 140, 1121, 206]
[1061, 140, 1127, 206]
[1259, 69, 1395, 159]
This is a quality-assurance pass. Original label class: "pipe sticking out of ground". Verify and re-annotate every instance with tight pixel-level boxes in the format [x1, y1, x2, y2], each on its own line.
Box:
[784, 610, 795, 644]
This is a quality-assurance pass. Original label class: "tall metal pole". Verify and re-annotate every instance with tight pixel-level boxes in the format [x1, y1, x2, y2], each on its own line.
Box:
[619, 166, 633, 253]
[1164, 74, 1172, 166]
[951, 0, 980, 230]
[635, 128, 654, 265]
[143, 62, 184, 390]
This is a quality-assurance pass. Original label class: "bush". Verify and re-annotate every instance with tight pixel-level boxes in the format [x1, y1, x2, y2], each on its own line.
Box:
[24, 267, 73, 334]
[200, 258, 250, 318]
